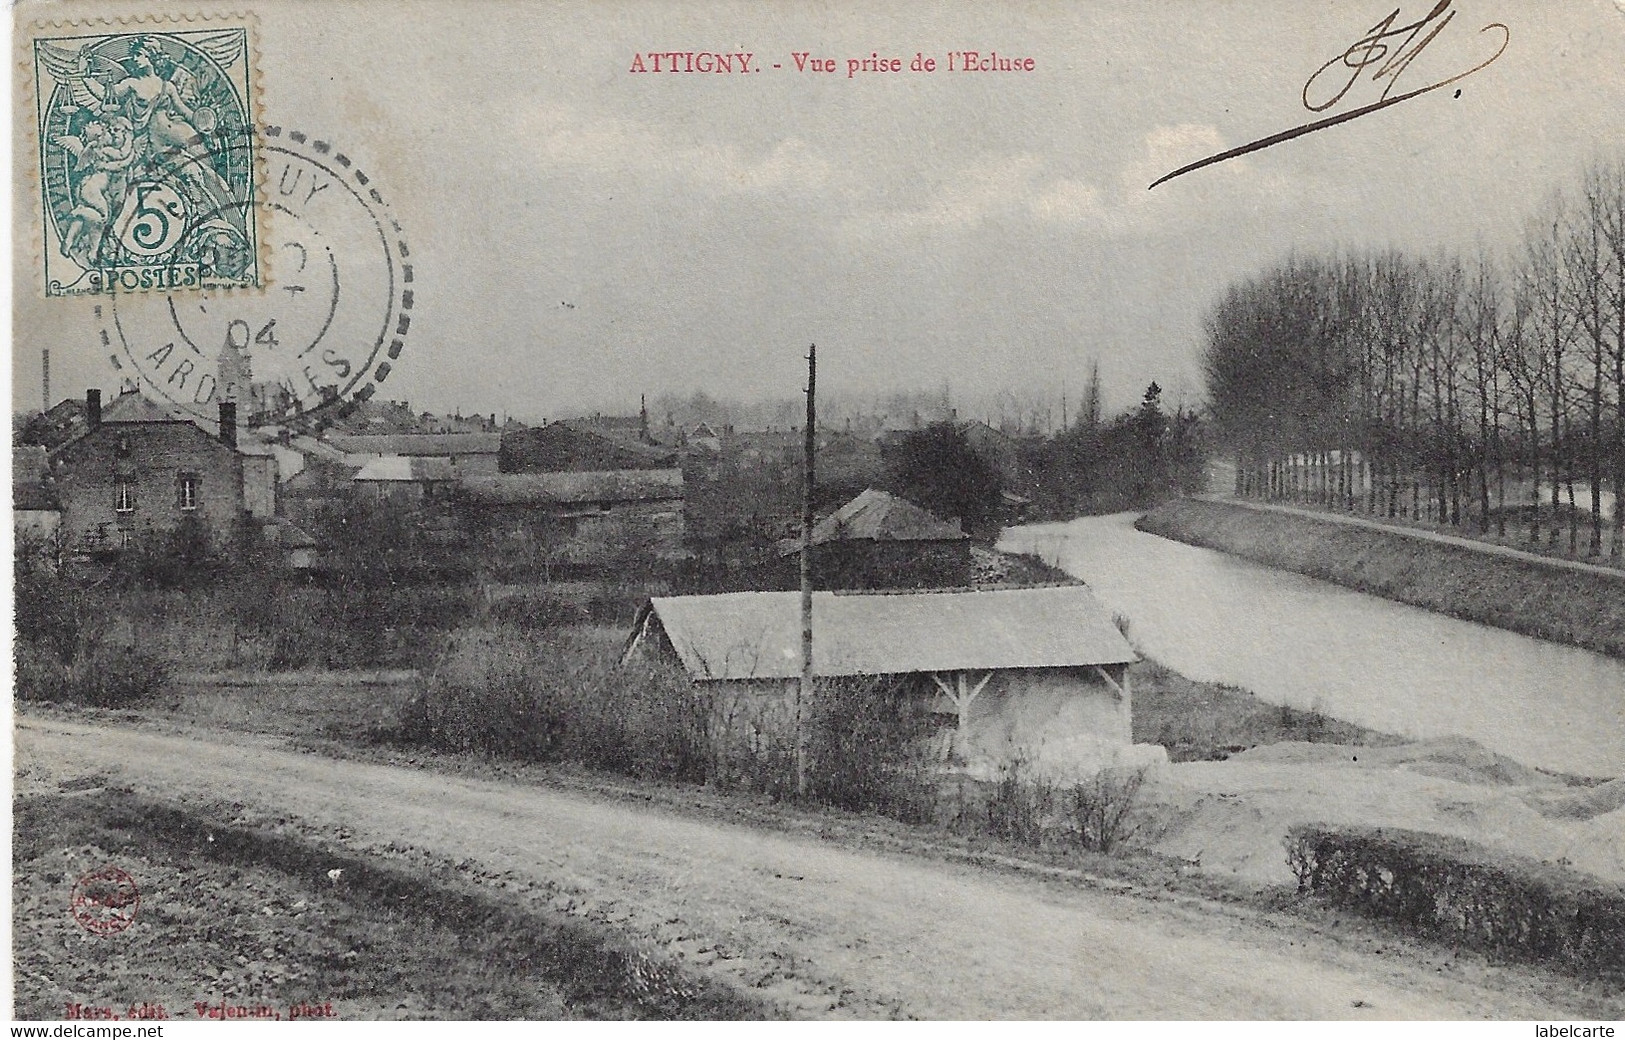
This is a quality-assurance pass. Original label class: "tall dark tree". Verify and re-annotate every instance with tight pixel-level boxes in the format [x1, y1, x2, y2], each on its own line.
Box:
[884, 422, 1002, 537]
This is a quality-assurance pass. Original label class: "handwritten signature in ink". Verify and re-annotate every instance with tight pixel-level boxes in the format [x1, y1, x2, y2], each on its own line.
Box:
[1149, 1, 1509, 190]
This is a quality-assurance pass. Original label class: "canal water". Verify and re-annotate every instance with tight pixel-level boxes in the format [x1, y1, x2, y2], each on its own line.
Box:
[1000, 513, 1625, 777]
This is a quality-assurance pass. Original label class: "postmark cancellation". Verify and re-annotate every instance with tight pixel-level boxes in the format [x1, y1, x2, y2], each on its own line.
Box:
[27, 14, 262, 297]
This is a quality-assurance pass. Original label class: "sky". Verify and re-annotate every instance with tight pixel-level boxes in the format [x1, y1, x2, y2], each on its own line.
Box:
[13, 0, 1625, 424]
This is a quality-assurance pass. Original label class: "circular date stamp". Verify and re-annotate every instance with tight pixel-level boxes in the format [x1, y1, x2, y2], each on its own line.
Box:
[70, 865, 141, 935]
[100, 125, 415, 433]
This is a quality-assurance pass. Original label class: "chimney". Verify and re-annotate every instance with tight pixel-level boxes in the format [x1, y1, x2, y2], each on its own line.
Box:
[218, 401, 237, 448]
[86, 389, 102, 430]
[42, 349, 50, 411]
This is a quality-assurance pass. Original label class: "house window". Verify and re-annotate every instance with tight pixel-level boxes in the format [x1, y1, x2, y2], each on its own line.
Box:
[115, 480, 136, 513]
[118, 528, 133, 549]
[178, 473, 200, 511]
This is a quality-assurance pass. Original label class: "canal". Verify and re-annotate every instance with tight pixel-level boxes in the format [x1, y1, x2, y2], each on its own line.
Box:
[1001, 513, 1625, 777]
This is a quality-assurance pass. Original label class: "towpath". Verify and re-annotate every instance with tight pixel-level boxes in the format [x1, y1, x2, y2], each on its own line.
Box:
[1196, 494, 1625, 580]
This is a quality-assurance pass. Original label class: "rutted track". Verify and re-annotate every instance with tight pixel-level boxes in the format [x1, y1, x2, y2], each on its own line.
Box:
[13, 716, 1603, 1019]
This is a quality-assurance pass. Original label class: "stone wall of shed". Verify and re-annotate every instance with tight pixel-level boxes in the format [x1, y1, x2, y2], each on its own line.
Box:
[698, 665, 1132, 781]
[930, 666, 1131, 780]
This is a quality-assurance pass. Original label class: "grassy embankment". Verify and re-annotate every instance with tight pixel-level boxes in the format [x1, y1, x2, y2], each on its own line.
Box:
[1138, 498, 1625, 660]
[11, 788, 771, 1021]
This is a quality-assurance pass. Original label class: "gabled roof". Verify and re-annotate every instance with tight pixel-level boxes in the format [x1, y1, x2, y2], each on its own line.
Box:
[633, 585, 1135, 681]
[327, 432, 502, 457]
[48, 393, 275, 459]
[352, 456, 457, 482]
[811, 489, 966, 544]
[101, 392, 195, 424]
[458, 468, 683, 505]
[17, 398, 89, 449]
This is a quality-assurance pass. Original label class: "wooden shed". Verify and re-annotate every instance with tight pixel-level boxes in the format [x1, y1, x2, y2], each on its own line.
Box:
[626, 585, 1147, 778]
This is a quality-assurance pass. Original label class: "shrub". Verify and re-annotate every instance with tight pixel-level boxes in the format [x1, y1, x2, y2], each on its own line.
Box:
[1065, 766, 1149, 853]
[16, 640, 169, 708]
[984, 754, 1057, 846]
[805, 675, 937, 822]
[392, 627, 711, 783]
[1285, 825, 1625, 976]
[983, 759, 1151, 854]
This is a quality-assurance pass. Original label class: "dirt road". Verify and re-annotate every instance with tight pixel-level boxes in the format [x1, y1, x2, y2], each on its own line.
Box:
[12, 716, 1595, 1019]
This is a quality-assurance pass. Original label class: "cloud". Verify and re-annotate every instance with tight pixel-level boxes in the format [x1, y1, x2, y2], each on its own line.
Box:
[1094, 123, 1303, 237]
[1028, 178, 1102, 223]
[847, 153, 1103, 236]
[524, 104, 839, 198]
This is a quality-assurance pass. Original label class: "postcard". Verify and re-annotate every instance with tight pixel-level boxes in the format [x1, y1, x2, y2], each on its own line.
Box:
[11, 0, 1625, 1026]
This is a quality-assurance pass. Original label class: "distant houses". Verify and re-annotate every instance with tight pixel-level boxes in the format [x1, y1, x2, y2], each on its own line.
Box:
[351, 456, 458, 504]
[325, 432, 502, 476]
[20, 392, 1050, 581]
[457, 470, 686, 573]
[626, 584, 1148, 778]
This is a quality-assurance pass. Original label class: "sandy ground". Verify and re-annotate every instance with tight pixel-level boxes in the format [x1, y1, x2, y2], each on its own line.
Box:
[1151, 739, 1625, 886]
[14, 716, 1613, 1020]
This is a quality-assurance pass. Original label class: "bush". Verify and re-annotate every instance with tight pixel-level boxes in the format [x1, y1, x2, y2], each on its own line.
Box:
[16, 640, 169, 707]
[805, 676, 938, 822]
[1065, 767, 1149, 853]
[1285, 825, 1625, 976]
[983, 758, 1150, 853]
[393, 627, 711, 783]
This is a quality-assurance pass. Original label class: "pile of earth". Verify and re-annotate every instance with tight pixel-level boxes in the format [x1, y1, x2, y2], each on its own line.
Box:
[1137, 738, 1625, 886]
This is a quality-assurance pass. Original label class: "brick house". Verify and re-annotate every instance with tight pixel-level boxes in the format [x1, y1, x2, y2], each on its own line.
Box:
[49, 390, 276, 553]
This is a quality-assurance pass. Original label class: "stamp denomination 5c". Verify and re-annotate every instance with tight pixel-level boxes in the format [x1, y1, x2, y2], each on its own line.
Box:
[31, 19, 261, 297]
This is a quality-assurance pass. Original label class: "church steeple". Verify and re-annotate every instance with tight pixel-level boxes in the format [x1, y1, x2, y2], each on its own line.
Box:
[217, 329, 252, 407]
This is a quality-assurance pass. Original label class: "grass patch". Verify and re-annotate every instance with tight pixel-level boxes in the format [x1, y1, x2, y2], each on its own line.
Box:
[1128, 658, 1401, 761]
[11, 789, 771, 1021]
[1138, 499, 1625, 659]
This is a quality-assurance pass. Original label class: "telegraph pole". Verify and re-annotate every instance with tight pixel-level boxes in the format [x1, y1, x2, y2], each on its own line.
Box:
[797, 343, 816, 798]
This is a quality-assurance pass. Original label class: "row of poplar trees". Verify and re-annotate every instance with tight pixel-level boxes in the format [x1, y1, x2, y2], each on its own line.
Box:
[1203, 157, 1625, 561]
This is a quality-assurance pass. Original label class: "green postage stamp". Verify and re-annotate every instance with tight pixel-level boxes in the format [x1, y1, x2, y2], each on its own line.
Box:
[32, 21, 261, 297]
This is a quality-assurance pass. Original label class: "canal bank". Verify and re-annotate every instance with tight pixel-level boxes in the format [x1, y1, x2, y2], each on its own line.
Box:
[1138, 497, 1625, 661]
[1000, 513, 1625, 778]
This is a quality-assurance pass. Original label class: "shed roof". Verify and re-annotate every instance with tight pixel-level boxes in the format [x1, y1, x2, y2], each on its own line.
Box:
[634, 585, 1135, 681]
[459, 469, 683, 505]
[327, 432, 501, 457]
[352, 456, 457, 482]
